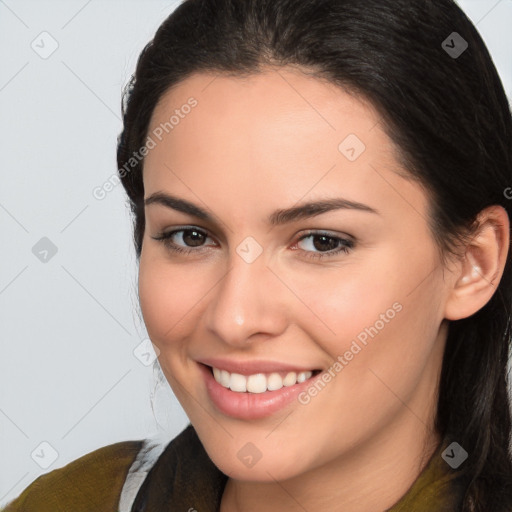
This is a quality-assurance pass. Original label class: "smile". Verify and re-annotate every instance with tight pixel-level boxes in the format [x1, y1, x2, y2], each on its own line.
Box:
[212, 367, 316, 393]
[198, 359, 323, 419]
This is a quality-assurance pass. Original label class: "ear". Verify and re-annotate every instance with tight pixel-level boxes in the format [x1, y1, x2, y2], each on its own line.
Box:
[444, 205, 510, 321]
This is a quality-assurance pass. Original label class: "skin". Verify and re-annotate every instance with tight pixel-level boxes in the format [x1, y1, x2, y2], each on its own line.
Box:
[137, 66, 509, 512]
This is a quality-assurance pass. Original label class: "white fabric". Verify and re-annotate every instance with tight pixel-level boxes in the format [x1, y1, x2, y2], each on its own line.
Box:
[118, 433, 172, 512]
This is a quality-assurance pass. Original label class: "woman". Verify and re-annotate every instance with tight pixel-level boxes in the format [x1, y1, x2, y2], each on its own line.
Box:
[3, 0, 512, 510]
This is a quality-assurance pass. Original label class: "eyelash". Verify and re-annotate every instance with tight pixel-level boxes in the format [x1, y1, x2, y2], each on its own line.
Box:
[152, 226, 355, 261]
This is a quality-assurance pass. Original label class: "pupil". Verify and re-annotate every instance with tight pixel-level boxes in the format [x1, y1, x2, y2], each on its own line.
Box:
[185, 230, 205, 247]
[313, 235, 338, 252]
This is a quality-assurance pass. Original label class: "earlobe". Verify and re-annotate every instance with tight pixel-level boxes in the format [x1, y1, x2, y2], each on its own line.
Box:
[444, 205, 510, 321]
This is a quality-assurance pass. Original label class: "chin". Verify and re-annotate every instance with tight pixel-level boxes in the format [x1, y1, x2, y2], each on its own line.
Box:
[212, 450, 306, 482]
[195, 428, 314, 482]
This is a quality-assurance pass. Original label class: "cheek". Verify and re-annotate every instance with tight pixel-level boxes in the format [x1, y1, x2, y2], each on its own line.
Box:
[138, 253, 204, 347]
[290, 263, 398, 347]
[294, 248, 441, 370]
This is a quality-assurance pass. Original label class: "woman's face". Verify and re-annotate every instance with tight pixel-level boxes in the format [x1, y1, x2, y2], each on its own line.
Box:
[138, 67, 456, 481]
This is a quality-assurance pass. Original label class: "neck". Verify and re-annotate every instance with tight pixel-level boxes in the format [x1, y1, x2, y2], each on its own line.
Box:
[220, 416, 441, 512]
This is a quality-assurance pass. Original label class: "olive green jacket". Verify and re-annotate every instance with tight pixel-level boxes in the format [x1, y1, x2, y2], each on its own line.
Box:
[2, 425, 468, 511]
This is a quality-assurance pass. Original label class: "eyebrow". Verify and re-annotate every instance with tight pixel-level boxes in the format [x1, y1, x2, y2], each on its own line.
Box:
[144, 191, 380, 226]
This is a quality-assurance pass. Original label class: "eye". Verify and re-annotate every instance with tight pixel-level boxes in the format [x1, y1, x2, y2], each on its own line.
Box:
[151, 227, 216, 254]
[152, 227, 355, 260]
[293, 231, 354, 260]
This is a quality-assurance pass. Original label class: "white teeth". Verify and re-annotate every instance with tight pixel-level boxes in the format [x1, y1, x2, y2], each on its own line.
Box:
[267, 372, 283, 391]
[247, 373, 267, 393]
[220, 370, 230, 388]
[283, 372, 297, 386]
[297, 371, 308, 383]
[229, 373, 247, 392]
[212, 367, 313, 393]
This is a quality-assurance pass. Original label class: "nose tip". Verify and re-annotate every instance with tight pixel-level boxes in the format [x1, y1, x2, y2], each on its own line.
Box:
[203, 256, 287, 347]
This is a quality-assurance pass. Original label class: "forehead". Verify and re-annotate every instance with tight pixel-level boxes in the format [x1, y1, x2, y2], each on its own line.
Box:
[143, 67, 428, 224]
[147, 66, 384, 158]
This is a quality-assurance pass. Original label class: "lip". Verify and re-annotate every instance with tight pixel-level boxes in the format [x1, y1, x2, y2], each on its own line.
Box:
[198, 362, 321, 420]
[197, 357, 317, 376]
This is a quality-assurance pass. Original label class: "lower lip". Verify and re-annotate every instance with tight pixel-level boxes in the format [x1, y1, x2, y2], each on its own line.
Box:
[199, 363, 319, 420]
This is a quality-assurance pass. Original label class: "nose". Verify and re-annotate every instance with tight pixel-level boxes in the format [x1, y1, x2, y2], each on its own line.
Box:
[203, 247, 288, 347]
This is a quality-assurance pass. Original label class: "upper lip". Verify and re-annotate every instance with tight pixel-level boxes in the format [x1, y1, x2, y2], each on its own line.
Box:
[197, 357, 318, 375]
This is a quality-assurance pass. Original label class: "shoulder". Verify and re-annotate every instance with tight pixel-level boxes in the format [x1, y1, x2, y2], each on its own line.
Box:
[2, 439, 145, 512]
